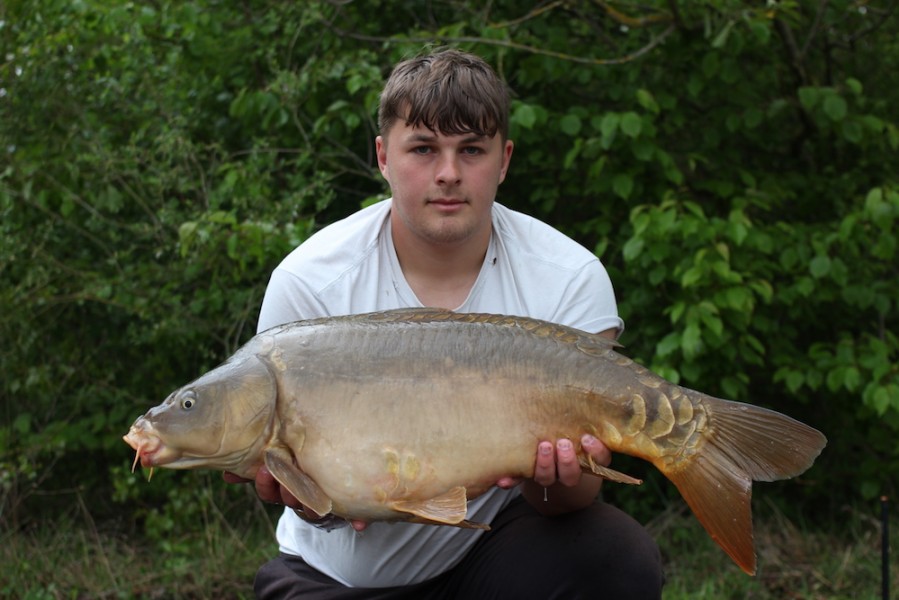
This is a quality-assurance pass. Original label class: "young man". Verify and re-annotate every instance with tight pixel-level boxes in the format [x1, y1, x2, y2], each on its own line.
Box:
[235, 49, 664, 598]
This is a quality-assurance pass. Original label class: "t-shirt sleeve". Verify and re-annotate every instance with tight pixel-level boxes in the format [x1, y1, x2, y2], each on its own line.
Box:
[256, 268, 330, 333]
[549, 259, 624, 338]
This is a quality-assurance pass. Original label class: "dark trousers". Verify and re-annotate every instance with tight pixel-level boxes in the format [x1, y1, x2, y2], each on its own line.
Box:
[254, 497, 664, 599]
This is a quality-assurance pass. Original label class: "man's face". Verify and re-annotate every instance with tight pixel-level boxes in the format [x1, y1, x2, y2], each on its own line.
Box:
[376, 120, 514, 249]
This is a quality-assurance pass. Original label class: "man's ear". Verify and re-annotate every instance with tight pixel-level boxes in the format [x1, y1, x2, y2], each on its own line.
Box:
[498, 139, 514, 184]
[376, 135, 389, 181]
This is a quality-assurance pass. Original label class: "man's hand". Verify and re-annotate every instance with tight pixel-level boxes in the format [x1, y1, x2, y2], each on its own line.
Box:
[223, 467, 368, 531]
[497, 434, 611, 515]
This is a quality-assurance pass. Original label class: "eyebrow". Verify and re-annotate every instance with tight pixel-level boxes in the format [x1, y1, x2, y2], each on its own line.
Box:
[404, 132, 489, 144]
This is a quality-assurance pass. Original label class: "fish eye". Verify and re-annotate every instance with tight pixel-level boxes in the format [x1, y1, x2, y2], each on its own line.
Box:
[180, 391, 197, 410]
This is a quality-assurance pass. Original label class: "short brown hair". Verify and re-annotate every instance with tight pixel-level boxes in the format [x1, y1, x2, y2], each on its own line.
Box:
[378, 49, 510, 140]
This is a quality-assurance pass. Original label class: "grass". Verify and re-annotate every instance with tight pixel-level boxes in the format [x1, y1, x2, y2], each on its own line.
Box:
[1, 479, 279, 600]
[653, 499, 894, 600]
[2, 485, 894, 599]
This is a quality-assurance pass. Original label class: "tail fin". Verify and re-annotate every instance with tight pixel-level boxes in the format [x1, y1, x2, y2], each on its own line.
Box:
[661, 396, 826, 575]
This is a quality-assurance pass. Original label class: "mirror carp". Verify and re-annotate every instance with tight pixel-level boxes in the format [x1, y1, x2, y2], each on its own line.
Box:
[124, 308, 826, 575]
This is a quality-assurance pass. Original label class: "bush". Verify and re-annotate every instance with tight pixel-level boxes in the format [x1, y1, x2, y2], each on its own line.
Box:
[1, 0, 896, 536]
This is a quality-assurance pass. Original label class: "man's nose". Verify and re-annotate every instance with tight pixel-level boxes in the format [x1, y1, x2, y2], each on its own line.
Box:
[435, 154, 461, 185]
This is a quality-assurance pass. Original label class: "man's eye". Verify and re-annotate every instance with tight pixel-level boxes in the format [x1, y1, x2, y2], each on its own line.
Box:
[412, 146, 432, 155]
[461, 147, 483, 155]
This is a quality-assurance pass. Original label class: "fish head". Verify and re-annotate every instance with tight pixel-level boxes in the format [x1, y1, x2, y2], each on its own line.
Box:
[123, 350, 277, 475]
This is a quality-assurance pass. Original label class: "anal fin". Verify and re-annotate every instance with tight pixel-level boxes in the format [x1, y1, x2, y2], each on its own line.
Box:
[579, 455, 643, 485]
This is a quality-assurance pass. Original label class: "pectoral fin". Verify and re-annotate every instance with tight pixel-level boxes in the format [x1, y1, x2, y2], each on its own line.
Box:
[391, 486, 488, 528]
[579, 454, 643, 485]
[264, 445, 333, 517]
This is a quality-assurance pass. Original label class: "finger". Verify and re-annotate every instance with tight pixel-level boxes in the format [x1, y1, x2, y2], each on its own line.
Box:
[532, 441, 556, 487]
[256, 466, 302, 508]
[351, 519, 368, 531]
[222, 471, 252, 484]
[496, 476, 523, 489]
[252, 466, 284, 504]
[555, 438, 581, 487]
[279, 485, 304, 510]
[582, 434, 612, 467]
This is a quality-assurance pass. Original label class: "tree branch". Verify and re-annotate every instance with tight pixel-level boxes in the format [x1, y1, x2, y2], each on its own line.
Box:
[488, 1, 567, 30]
[800, 0, 830, 59]
[329, 25, 677, 67]
[774, 17, 809, 86]
[590, 0, 673, 28]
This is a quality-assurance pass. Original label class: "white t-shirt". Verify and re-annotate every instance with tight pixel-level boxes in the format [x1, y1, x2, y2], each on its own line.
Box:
[257, 199, 623, 587]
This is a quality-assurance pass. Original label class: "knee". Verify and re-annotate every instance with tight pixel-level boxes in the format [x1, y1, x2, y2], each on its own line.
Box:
[574, 504, 664, 597]
[521, 504, 665, 597]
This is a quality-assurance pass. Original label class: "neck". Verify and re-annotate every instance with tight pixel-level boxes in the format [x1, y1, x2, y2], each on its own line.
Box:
[390, 218, 491, 310]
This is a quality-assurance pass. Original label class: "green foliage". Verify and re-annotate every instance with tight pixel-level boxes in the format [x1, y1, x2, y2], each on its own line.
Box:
[2, 476, 277, 598]
[654, 499, 894, 599]
[1, 0, 897, 549]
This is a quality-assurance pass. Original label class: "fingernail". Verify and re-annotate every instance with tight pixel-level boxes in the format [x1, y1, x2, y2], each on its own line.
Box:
[558, 439, 572, 451]
[539, 442, 553, 455]
[582, 434, 597, 446]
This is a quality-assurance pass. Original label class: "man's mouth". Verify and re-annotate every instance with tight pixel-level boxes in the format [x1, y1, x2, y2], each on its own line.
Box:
[428, 198, 467, 209]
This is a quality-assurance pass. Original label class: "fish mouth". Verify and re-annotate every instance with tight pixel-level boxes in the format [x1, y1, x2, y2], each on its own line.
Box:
[123, 419, 225, 471]
[123, 420, 177, 469]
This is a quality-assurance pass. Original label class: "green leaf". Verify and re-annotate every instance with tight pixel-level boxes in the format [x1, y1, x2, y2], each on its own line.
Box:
[809, 255, 831, 278]
[796, 277, 816, 296]
[631, 139, 655, 161]
[622, 236, 644, 261]
[798, 87, 820, 110]
[786, 370, 805, 393]
[681, 265, 704, 288]
[563, 138, 583, 169]
[723, 286, 751, 311]
[843, 366, 861, 392]
[635, 89, 660, 114]
[711, 21, 735, 49]
[599, 113, 619, 148]
[749, 280, 774, 303]
[13, 412, 32, 434]
[60, 198, 75, 217]
[656, 332, 680, 357]
[701, 312, 723, 337]
[823, 94, 848, 121]
[620, 112, 642, 138]
[871, 386, 891, 415]
[559, 114, 582, 136]
[512, 103, 537, 129]
[669, 301, 686, 323]
[864, 187, 886, 216]
[612, 173, 634, 199]
[681, 323, 702, 357]
[701, 52, 719, 78]
[743, 108, 763, 129]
